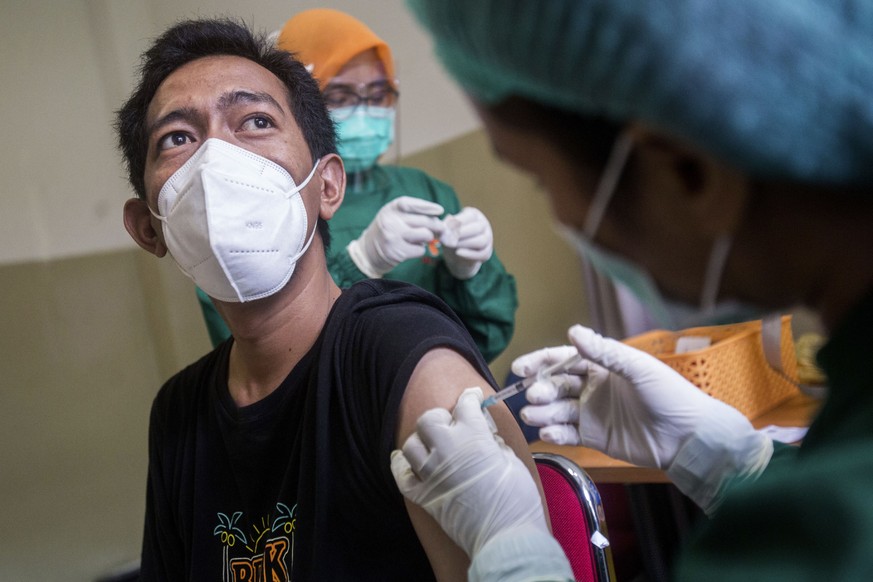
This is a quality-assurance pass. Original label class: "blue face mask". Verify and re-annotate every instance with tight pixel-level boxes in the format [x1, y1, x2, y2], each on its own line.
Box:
[331, 106, 395, 174]
[563, 134, 767, 330]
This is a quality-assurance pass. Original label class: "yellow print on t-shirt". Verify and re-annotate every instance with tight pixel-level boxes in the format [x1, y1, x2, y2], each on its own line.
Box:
[214, 502, 297, 581]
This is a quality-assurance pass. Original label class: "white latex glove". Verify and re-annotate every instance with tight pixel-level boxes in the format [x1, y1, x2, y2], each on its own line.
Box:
[347, 196, 445, 278]
[515, 325, 773, 513]
[390, 387, 550, 558]
[440, 207, 493, 280]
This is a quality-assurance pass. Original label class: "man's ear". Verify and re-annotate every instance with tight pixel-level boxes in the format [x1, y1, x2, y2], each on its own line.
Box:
[316, 153, 346, 220]
[123, 198, 168, 257]
[627, 123, 749, 236]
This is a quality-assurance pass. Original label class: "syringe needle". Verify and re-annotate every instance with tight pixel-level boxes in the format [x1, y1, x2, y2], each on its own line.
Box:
[482, 353, 583, 408]
[480, 377, 533, 409]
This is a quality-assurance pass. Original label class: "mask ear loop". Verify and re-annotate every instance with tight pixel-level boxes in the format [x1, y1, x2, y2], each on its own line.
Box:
[699, 234, 732, 315]
[243, 157, 325, 302]
[149, 205, 166, 222]
[288, 157, 321, 197]
[286, 158, 323, 265]
[583, 132, 635, 239]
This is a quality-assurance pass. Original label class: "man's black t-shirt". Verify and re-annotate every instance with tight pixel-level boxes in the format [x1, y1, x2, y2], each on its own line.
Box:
[139, 280, 495, 580]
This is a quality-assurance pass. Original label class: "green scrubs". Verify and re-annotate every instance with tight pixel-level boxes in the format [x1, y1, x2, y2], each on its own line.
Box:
[196, 164, 518, 362]
[675, 288, 873, 580]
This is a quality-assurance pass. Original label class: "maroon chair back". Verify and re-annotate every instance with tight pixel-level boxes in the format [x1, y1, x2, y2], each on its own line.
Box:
[534, 453, 615, 581]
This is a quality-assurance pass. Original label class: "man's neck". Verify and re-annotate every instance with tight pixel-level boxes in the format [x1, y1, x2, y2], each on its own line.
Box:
[217, 259, 342, 408]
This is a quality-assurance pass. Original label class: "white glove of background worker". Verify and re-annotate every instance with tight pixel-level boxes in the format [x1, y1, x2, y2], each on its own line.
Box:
[440, 207, 493, 280]
[391, 387, 552, 558]
[515, 325, 774, 514]
[347, 196, 445, 278]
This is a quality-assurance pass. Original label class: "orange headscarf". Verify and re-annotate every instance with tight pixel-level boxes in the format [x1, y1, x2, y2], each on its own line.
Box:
[277, 8, 396, 90]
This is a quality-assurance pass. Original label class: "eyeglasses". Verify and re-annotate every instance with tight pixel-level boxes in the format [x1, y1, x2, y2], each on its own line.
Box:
[323, 80, 399, 121]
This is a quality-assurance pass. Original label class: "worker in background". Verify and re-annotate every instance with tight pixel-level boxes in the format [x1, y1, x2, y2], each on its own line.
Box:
[196, 8, 517, 364]
[391, 0, 873, 580]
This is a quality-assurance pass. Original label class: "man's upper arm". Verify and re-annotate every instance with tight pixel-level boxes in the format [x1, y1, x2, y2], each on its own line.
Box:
[396, 348, 531, 456]
[395, 347, 545, 581]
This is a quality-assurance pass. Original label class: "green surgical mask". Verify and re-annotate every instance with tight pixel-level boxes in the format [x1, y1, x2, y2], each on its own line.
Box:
[331, 107, 395, 174]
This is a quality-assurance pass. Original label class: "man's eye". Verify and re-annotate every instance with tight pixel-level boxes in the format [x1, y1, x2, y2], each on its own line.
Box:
[242, 116, 274, 130]
[157, 132, 191, 151]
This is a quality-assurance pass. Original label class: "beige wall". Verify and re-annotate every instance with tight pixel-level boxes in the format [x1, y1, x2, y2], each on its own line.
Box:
[0, 129, 590, 581]
[0, 250, 208, 580]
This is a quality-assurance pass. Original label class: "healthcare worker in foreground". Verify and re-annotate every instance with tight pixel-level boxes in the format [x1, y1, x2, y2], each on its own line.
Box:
[197, 8, 517, 363]
[391, 0, 873, 580]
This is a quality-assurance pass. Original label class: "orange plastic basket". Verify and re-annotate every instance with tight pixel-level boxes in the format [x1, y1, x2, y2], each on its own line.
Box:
[622, 316, 800, 419]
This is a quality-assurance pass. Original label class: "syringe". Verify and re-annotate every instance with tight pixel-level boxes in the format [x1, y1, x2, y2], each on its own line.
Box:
[482, 353, 583, 408]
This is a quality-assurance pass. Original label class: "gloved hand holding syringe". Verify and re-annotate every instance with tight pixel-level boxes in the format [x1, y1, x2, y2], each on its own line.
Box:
[482, 352, 588, 408]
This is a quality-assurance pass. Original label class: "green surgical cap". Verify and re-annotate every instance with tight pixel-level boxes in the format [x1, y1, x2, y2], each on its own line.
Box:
[407, 0, 873, 185]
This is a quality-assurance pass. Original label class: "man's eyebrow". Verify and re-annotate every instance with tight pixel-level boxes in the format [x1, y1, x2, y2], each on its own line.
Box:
[147, 107, 200, 140]
[146, 90, 287, 139]
[217, 90, 286, 113]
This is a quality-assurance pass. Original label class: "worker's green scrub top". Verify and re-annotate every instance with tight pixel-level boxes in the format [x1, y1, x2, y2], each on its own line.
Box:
[676, 288, 873, 580]
[197, 164, 518, 363]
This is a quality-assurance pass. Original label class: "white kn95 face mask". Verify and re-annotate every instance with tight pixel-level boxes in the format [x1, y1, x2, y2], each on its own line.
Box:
[150, 138, 320, 303]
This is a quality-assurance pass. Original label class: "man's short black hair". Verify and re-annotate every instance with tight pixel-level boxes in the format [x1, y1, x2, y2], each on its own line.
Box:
[115, 18, 336, 244]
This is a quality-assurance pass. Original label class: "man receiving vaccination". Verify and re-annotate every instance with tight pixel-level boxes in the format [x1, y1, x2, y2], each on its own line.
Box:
[117, 18, 542, 581]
